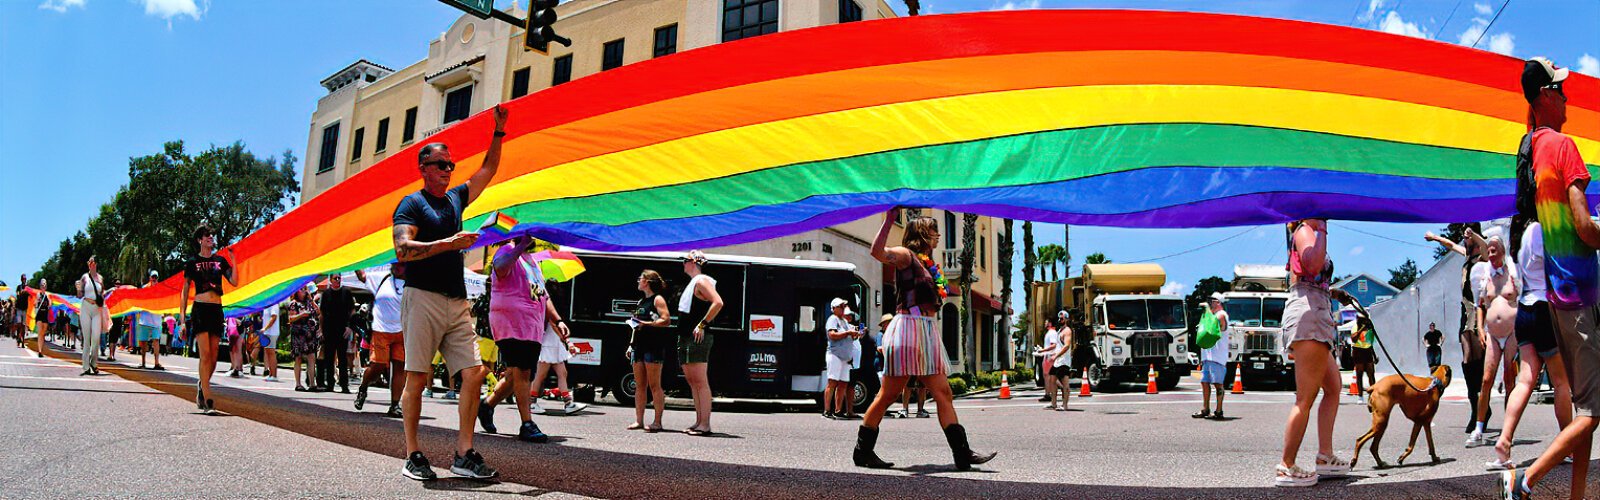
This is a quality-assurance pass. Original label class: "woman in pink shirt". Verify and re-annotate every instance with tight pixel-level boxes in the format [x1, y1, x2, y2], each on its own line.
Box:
[477, 236, 569, 443]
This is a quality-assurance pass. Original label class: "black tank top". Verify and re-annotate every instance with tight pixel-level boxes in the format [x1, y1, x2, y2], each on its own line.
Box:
[895, 258, 939, 312]
[633, 294, 669, 351]
[681, 280, 713, 337]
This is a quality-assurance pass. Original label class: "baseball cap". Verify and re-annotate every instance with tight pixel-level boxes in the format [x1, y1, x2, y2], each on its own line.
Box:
[844, 308, 857, 318]
[1057, 310, 1068, 319]
[1209, 293, 1225, 302]
[684, 250, 708, 265]
[1522, 57, 1569, 103]
[830, 298, 848, 309]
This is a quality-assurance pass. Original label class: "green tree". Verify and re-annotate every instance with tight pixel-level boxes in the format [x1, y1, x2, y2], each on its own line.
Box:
[1388, 258, 1420, 290]
[1085, 252, 1111, 265]
[32, 141, 299, 294]
[998, 218, 1015, 369]
[957, 212, 978, 373]
[1036, 244, 1064, 282]
[1021, 221, 1036, 336]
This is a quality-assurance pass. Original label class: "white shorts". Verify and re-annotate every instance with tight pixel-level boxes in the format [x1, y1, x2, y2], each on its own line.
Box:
[826, 353, 851, 382]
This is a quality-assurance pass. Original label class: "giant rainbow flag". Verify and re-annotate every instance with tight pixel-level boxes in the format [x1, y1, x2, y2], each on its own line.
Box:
[107, 10, 1598, 317]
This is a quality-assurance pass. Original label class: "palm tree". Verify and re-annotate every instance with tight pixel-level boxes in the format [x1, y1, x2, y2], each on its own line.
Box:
[1036, 244, 1064, 282]
[998, 219, 1015, 368]
[958, 213, 979, 373]
[1085, 252, 1111, 265]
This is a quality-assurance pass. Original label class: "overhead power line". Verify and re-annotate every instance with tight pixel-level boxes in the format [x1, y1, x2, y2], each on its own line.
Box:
[1471, 0, 1511, 49]
[1331, 222, 1434, 250]
[1128, 227, 1257, 264]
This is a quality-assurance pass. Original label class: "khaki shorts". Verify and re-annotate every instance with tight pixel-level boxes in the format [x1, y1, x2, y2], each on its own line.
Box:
[1282, 283, 1337, 350]
[371, 331, 404, 364]
[401, 289, 480, 376]
[1551, 304, 1600, 418]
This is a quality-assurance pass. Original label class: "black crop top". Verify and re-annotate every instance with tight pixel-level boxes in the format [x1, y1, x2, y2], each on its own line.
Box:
[895, 259, 939, 312]
[184, 254, 232, 296]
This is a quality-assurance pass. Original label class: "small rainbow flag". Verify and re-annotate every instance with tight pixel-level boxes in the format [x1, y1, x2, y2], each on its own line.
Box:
[478, 211, 518, 237]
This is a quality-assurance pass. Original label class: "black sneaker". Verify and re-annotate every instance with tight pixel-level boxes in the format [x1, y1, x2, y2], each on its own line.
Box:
[402, 452, 437, 481]
[196, 386, 205, 412]
[518, 421, 550, 443]
[450, 449, 497, 479]
[354, 387, 368, 411]
[477, 399, 497, 434]
[386, 403, 403, 418]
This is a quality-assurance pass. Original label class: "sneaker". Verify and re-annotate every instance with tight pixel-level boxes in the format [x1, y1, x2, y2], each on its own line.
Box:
[530, 401, 545, 415]
[518, 421, 550, 443]
[402, 452, 437, 481]
[196, 386, 205, 411]
[450, 449, 497, 479]
[354, 387, 368, 411]
[153, 364, 165, 371]
[916, 409, 931, 419]
[1467, 430, 1488, 448]
[477, 399, 497, 434]
[386, 403, 404, 418]
[444, 391, 459, 401]
[229, 370, 242, 378]
[423, 388, 435, 398]
[1210, 411, 1226, 420]
[264, 376, 278, 382]
[562, 401, 587, 415]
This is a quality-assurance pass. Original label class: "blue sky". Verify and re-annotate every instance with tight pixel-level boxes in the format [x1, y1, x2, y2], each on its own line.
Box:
[1, 0, 1597, 302]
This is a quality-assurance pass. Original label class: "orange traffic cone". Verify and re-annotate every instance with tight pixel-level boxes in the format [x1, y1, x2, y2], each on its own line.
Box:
[1349, 378, 1360, 396]
[1230, 366, 1245, 395]
[1146, 365, 1159, 394]
[1079, 368, 1093, 397]
[998, 373, 1012, 400]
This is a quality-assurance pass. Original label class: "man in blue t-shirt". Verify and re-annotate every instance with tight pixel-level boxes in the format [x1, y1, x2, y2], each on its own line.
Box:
[393, 105, 508, 482]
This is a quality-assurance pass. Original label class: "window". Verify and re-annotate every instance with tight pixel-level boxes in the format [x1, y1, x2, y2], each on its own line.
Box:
[838, 0, 862, 22]
[350, 127, 364, 162]
[944, 212, 957, 249]
[401, 107, 418, 144]
[511, 67, 531, 99]
[375, 118, 390, 153]
[443, 84, 474, 124]
[722, 0, 780, 42]
[653, 24, 678, 57]
[979, 235, 986, 269]
[602, 39, 625, 71]
[551, 55, 573, 86]
[317, 123, 340, 173]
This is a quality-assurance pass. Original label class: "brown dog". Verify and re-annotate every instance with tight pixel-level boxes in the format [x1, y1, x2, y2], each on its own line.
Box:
[1352, 364, 1453, 469]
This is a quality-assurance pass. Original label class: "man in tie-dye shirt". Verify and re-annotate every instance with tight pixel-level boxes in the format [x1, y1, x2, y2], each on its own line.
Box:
[1500, 56, 1595, 500]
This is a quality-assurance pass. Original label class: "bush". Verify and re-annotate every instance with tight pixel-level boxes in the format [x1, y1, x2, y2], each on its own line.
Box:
[947, 377, 969, 395]
[1012, 367, 1035, 382]
[950, 371, 975, 387]
[973, 371, 1001, 390]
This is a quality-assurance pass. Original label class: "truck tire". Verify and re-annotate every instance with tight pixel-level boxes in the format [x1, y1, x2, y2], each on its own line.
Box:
[1088, 363, 1113, 391]
[851, 378, 879, 413]
[610, 372, 637, 407]
[1157, 371, 1182, 391]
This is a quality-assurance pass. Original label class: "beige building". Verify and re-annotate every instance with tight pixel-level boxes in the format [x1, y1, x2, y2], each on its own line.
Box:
[301, 0, 1009, 372]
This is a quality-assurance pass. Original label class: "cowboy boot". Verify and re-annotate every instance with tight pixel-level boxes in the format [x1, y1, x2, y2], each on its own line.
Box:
[853, 426, 894, 469]
[943, 423, 997, 471]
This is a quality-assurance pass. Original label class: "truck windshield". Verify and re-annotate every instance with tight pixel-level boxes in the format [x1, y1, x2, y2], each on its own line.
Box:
[1148, 299, 1186, 330]
[1223, 299, 1262, 327]
[1262, 298, 1287, 328]
[1105, 300, 1147, 330]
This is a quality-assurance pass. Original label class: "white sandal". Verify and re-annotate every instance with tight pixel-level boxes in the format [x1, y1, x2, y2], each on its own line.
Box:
[1315, 453, 1351, 476]
[1485, 457, 1516, 471]
[1275, 464, 1318, 487]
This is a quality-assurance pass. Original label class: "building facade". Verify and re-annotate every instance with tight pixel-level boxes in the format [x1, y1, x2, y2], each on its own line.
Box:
[301, 0, 1007, 373]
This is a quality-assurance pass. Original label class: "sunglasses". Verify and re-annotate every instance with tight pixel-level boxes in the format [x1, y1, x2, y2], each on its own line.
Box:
[423, 160, 456, 172]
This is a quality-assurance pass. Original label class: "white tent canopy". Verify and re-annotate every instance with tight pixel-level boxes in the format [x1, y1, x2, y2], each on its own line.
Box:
[1365, 252, 1466, 379]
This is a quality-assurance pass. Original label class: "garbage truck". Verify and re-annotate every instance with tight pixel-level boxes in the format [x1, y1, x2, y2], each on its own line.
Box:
[1219, 264, 1293, 387]
[1029, 264, 1190, 390]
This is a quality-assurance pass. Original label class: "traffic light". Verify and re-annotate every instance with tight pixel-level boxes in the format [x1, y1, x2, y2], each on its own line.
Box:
[524, 0, 571, 53]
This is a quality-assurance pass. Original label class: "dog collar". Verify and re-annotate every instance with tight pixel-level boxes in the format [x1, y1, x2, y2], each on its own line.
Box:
[1424, 376, 1444, 392]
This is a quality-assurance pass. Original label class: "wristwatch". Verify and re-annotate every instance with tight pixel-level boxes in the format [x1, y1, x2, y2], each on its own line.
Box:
[493, 130, 507, 138]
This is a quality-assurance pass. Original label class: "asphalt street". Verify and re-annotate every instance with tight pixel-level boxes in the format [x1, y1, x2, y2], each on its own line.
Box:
[2, 336, 1596, 499]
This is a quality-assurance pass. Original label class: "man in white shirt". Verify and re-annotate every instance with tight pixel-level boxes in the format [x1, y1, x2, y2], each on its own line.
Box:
[1033, 311, 1067, 405]
[1195, 294, 1231, 420]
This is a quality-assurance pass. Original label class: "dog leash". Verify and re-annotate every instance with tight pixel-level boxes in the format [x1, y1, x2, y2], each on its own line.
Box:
[1349, 300, 1434, 394]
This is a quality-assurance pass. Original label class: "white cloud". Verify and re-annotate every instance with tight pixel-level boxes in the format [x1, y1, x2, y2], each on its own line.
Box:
[1456, 15, 1513, 56]
[1473, 2, 1492, 16]
[1378, 10, 1428, 39]
[142, 0, 205, 26]
[1579, 54, 1600, 77]
[38, 0, 85, 13]
[1349, 246, 1366, 256]
[992, 0, 1040, 10]
[1161, 281, 1187, 296]
[1357, 0, 1384, 24]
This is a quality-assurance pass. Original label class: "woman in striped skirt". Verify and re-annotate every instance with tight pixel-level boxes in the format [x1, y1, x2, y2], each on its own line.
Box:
[853, 208, 996, 471]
